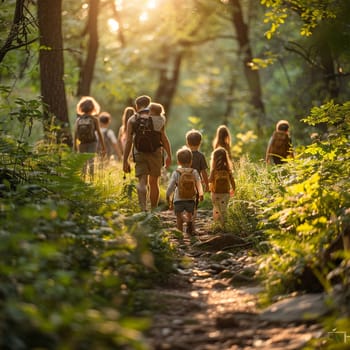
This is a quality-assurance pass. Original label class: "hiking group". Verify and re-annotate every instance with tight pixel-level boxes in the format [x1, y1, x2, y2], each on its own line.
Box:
[74, 94, 294, 233]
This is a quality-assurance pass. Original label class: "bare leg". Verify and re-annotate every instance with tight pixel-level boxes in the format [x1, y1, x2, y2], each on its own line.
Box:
[149, 175, 160, 209]
[176, 213, 184, 232]
[186, 212, 193, 234]
[137, 174, 148, 211]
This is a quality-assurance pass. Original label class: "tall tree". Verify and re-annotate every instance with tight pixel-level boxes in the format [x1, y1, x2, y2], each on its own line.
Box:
[77, 0, 100, 97]
[228, 0, 265, 134]
[38, 0, 71, 146]
[154, 48, 183, 116]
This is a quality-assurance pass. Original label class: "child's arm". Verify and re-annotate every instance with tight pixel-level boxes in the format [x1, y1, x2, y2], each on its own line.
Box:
[194, 170, 204, 201]
[166, 171, 177, 208]
[208, 170, 214, 192]
[200, 169, 209, 192]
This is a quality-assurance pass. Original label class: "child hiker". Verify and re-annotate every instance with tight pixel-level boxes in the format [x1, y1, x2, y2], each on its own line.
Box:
[265, 119, 294, 165]
[208, 147, 236, 227]
[185, 129, 209, 232]
[212, 124, 232, 159]
[166, 146, 203, 234]
[97, 111, 122, 162]
[73, 96, 106, 180]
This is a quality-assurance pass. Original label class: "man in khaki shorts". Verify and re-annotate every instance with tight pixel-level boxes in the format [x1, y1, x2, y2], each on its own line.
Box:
[123, 96, 172, 211]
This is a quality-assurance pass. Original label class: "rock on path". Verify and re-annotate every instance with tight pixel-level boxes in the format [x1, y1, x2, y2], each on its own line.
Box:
[145, 209, 325, 350]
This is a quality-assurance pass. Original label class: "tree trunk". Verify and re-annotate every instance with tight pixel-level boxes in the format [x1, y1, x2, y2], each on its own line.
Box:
[228, 0, 265, 135]
[38, 0, 72, 146]
[154, 47, 183, 118]
[0, 0, 26, 63]
[77, 0, 100, 97]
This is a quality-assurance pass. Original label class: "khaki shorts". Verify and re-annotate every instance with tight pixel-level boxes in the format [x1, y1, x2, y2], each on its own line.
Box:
[134, 148, 163, 177]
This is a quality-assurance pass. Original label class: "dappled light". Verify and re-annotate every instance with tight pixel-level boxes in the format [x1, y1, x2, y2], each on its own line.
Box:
[1, 0, 350, 348]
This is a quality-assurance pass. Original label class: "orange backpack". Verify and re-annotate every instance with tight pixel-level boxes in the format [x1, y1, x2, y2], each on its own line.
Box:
[212, 170, 231, 193]
[176, 169, 197, 199]
[268, 131, 291, 159]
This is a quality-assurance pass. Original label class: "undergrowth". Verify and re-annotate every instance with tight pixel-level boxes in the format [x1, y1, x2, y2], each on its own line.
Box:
[0, 98, 178, 349]
[255, 101, 350, 347]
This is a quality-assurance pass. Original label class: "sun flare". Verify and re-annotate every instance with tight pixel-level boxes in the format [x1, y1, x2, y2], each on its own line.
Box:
[139, 11, 149, 22]
[115, 0, 158, 11]
[108, 18, 119, 33]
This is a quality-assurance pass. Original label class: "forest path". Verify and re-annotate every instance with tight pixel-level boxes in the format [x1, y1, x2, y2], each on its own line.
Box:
[145, 209, 324, 350]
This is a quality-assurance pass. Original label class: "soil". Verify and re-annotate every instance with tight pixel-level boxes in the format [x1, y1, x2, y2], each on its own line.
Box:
[145, 209, 325, 350]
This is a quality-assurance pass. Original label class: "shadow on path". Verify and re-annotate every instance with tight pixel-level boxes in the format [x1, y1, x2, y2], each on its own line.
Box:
[145, 210, 325, 350]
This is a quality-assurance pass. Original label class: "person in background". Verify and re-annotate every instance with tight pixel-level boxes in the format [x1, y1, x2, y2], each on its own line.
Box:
[212, 124, 232, 159]
[123, 97, 172, 211]
[208, 147, 236, 227]
[265, 119, 294, 165]
[166, 146, 203, 234]
[73, 96, 105, 180]
[118, 106, 136, 156]
[97, 111, 122, 162]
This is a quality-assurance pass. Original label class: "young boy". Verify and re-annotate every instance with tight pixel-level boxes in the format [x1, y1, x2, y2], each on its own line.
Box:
[166, 146, 204, 234]
[185, 129, 209, 232]
[185, 129, 209, 192]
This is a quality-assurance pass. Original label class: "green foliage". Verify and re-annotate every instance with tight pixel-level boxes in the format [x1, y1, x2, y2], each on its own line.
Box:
[261, 0, 337, 38]
[225, 156, 276, 241]
[257, 101, 350, 300]
[0, 99, 178, 349]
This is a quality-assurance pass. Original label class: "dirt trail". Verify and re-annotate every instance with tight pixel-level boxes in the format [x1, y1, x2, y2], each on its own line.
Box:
[145, 209, 324, 350]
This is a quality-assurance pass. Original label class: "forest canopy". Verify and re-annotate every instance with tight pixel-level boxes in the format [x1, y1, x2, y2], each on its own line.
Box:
[0, 1, 350, 349]
[1, 0, 349, 159]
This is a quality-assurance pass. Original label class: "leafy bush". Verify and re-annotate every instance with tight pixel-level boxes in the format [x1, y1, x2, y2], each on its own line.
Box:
[225, 156, 277, 241]
[257, 101, 350, 301]
[0, 97, 178, 349]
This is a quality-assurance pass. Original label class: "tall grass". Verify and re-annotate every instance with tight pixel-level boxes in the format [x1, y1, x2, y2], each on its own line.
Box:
[225, 156, 280, 240]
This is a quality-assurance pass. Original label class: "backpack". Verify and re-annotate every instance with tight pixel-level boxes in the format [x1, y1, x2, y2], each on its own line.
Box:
[76, 115, 96, 144]
[176, 168, 197, 199]
[268, 131, 291, 159]
[212, 170, 231, 193]
[133, 115, 162, 153]
[97, 129, 114, 158]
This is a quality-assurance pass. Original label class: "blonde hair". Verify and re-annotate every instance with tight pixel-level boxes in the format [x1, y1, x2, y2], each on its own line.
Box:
[212, 125, 231, 156]
[210, 147, 232, 172]
[76, 96, 100, 116]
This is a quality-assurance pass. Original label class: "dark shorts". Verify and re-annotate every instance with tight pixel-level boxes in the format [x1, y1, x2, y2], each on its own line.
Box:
[174, 200, 195, 214]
